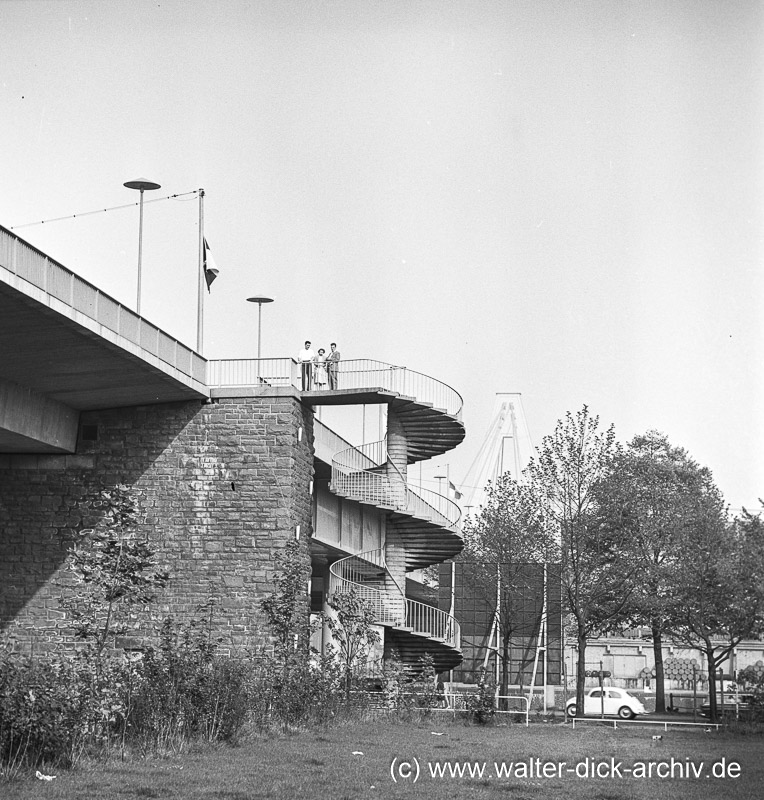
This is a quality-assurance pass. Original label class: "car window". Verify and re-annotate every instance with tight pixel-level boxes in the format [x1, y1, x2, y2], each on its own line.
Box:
[608, 690, 622, 698]
[590, 690, 602, 698]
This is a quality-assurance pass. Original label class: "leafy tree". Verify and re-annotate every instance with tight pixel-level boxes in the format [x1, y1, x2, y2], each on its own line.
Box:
[60, 484, 168, 665]
[737, 659, 764, 722]
[605, 432, 718, 711]
[459, 473, 556, 702]
[260, 539, 312, 678]
[326, 587, 381, 698]
[525, 406, 638, 716]
[670, 502, 764, 722]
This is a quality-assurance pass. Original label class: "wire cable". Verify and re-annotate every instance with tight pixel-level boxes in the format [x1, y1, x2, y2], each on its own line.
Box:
[9, 189, 200, 230]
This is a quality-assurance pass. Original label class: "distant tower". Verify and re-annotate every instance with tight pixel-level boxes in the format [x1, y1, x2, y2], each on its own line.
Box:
[459, 393, 534, 516]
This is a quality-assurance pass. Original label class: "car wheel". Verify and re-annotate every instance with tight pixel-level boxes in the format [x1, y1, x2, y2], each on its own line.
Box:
[618, 706, 635, 720]
[567, 704, 577, 718]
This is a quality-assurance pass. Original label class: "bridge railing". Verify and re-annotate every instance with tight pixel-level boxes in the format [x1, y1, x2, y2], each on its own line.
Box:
[0, 225, 205, 384]
[206, 358, 299, 388]
[204, 357, 463, 420]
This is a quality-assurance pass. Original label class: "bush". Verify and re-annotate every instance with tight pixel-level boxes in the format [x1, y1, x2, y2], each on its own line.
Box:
[0, 652, 130, 771]
[465, 671, 496, 725]
[126, 616, 251, 752]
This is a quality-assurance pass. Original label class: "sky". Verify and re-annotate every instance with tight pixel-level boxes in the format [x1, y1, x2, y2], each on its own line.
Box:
[1, 0, 762, 512]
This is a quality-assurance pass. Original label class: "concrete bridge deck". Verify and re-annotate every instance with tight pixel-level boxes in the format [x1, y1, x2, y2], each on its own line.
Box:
[0, 225, 207, 452]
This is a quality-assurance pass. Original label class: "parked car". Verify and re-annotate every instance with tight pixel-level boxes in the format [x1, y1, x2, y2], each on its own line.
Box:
[566, 688, 647, 719]
[699, 694, 755, 720]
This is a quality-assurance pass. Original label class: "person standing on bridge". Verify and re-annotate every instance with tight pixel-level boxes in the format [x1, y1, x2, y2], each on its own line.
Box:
[326, 342, 341, 390]
[313, 348, 328, 389]
[298, 340, 315, 390]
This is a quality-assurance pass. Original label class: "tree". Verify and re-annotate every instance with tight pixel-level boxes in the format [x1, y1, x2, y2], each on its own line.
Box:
[525, 406, 638, 717]
[60, 484, 169, 666]
[670, 501, 764, 722]
[459, 473, 555, 702]
[260, 538, 313, 680]
[326, 587, 381, 699]
[605, 432, 718, 712]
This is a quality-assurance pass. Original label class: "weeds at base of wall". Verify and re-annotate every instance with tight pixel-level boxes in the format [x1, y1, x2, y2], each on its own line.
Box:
[0, 616, 346, 779]
[0, 642, 458, 779]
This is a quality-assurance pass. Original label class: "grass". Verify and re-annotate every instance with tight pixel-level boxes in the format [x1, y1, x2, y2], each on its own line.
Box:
[2, 717, 762, 799]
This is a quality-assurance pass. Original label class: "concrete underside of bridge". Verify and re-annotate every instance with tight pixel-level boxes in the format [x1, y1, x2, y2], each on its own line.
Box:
[0, 279, 207, 453]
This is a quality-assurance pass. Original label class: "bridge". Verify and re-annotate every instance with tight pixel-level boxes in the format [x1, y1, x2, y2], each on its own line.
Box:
[0, 225, 207, 453]
[0, 224, 466, 673]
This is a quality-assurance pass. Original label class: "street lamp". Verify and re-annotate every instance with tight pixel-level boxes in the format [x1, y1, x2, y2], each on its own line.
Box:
[123, 178, 161, 314]
[434, 473, 446, 495]
[246, 296, 274, 378]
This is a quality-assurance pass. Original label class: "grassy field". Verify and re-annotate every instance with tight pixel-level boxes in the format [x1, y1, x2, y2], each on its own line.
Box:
[2, 717, 762, 799]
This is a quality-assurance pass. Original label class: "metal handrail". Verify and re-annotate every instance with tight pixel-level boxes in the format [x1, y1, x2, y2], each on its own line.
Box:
[206, 358, 299, 388]
[328, 548, 461, 649]
[328, 549, 405, 626]
[334, 359, 463, 420]
[332, 438, 461, 530]
[204, 357, 463, 421]
[407, 597, 461, 648]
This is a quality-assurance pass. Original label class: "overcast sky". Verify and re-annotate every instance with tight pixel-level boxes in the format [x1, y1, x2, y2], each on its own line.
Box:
[2, 0, 762, 511]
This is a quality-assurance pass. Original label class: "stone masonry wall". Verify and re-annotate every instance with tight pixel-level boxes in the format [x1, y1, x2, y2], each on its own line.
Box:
[0, 390, 314, 654]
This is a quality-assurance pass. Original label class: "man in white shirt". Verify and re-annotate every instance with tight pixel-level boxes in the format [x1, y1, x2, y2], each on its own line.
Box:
[298, 340, 315, 390]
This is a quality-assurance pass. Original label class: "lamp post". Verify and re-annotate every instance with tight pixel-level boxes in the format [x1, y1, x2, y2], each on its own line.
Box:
[246, 295, 274, 379]
[123, 178, 161, 314]
[434, 473, 446, 496]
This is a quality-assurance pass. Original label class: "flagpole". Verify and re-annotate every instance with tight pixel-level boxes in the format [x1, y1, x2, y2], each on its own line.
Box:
[196, 188, 205, 353]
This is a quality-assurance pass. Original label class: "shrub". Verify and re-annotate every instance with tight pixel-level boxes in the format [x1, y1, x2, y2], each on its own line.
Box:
[465, 670, 496, 724]
[127, 615, 250, 752]
[0, 652, 129, 771]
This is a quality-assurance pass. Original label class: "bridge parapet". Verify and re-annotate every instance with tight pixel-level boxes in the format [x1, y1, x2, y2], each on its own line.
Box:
[0, 225, 205, 386]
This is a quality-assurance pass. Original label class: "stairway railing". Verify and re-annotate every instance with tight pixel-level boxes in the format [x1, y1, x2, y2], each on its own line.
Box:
[332, 359, 463, 419]
[332, 438, 461, 531]
[328, 548, 461, 650]
[328, 548, 405, 626]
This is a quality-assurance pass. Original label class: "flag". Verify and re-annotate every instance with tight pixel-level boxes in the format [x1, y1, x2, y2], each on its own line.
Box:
[203, 238, 219, 291]
[448, 481, 462, 501]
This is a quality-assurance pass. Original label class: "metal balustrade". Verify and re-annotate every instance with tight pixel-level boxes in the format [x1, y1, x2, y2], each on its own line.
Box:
[203, 357, 463, 421]
[328, 549, 405, 626]
[332, 438, 461, 530]
[328, 548, 461, 649]
[334, 359, 463, 419]
[206, 357, 299, 388]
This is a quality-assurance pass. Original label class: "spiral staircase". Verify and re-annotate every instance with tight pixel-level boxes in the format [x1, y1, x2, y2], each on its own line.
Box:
[306, 360, 466, 674]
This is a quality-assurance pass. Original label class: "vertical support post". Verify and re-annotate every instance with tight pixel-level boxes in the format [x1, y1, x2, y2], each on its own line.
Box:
[542, 563, 548, 712]
[495, 565, 501, 687]
[449, 560, 456, 682]
[136, 188, 144, 315]
[693, 664, 697, 723]
[196, 188, 205, 353]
